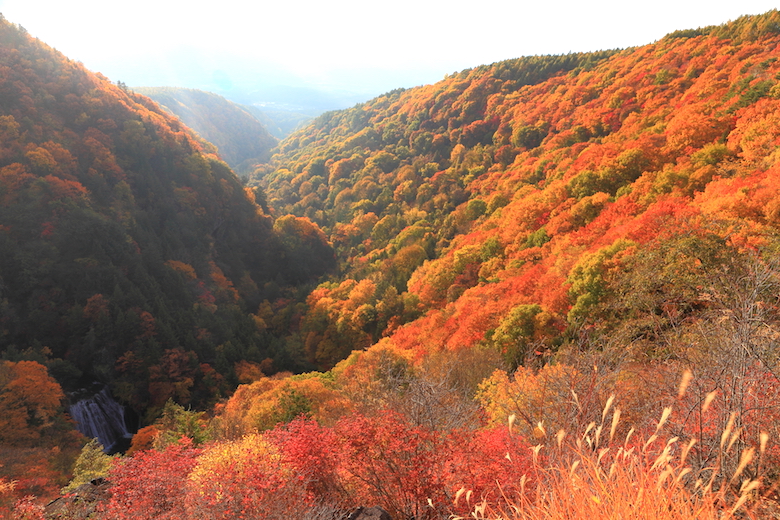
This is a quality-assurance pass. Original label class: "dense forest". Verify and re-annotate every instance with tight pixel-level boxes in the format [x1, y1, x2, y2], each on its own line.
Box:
[132, 87, 279, 176]
[0, 13, 337, 509]
[4, 9, 780, 520]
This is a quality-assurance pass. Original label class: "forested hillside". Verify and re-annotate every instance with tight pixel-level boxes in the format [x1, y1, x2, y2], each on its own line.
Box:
[132, 87, 278, 176]
[0, 14, 340, 501]
[0, 14, 342, 404]
[254, 11, 780, 371]
[6, 9, 780, 520]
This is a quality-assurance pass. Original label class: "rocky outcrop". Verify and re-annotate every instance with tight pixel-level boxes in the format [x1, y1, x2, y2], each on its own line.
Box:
[347, 506, 392, 520]
[44, 478, 111, 520]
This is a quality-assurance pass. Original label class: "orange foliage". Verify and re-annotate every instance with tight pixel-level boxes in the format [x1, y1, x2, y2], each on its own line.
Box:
[164, 260, 197, 280]
[0, 361, 64, 444]
[126, 425, 160, 456]
[214, 373, 353, 437]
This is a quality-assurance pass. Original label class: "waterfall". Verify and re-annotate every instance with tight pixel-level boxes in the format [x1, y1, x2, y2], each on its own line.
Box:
[69, 386, 133, 453]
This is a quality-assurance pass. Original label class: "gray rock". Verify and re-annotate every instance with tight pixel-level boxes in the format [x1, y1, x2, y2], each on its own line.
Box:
[45, 478, 111, 520]
[347, 506, 392, 520]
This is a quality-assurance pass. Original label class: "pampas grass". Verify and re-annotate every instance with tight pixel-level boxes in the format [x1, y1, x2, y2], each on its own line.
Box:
[454, 393, 771, 520]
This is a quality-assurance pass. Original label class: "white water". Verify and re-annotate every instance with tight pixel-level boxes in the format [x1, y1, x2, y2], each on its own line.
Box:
[69, 386, 132, 452]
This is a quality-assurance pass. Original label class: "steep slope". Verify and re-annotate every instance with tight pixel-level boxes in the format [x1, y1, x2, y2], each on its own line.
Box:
[132, 87, 278, 176]
[0, 17, 334, 411]
[255, 10, 780, 368]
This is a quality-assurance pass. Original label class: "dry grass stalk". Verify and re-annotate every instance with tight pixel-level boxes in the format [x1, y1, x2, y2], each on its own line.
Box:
[455, 400, 769, 520]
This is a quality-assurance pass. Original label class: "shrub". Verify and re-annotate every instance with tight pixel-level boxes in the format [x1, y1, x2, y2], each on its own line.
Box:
[103, 438, 200, 520]
[185, 433, 311, 520]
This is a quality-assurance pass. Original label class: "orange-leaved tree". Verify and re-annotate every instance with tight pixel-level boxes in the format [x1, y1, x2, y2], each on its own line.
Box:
[0, 360, 64, 444]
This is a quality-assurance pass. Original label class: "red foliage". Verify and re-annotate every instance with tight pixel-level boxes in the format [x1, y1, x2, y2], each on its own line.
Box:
[263, 413, 538, 518]
[266, 417, 345, 502]
[447, 426, 538, 515]
[103, 437, 200, 520]
[334, 410, 454, 520]
[12, 496, 45, 520]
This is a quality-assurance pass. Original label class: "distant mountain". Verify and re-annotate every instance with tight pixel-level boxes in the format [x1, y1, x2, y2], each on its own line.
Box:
[132, 87, 278, 176]
[214, 82, 371, 113]
[240, 104, 315, 140]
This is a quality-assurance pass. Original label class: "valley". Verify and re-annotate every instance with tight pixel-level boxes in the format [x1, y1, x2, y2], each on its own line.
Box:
[2, 9, 780, 519]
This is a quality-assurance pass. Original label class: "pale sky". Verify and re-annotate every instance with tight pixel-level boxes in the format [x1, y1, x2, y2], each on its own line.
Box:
[1, 0, 779, 109]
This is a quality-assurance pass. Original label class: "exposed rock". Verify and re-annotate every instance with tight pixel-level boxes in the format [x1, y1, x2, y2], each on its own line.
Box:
[44, 478, 111, 520]
[347, 506, 392, 520]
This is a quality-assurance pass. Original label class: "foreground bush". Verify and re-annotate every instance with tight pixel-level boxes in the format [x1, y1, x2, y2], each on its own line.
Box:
[90, 395, 776, 520]
[103, 438, 200, 520]
[185, 433, 312, 519]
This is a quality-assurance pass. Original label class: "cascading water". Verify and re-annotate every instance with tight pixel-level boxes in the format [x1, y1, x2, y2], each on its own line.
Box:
[69, 386, 133, 453]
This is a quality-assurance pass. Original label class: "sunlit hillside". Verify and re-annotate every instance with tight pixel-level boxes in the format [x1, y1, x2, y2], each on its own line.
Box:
[255, 11, 780, 372]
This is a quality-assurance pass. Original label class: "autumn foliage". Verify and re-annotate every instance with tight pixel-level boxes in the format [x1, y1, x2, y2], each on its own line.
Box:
[8, 7, 780, 519]
[96, 412, 539, 520]
[246, 9, 780, 380]
[0, 361, 64, 444]
[0, 13, 335, 419]
[104, 438, 200, 520]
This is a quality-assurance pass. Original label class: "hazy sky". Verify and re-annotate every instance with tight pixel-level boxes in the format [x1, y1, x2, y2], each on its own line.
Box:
[1, 0, 778, 109]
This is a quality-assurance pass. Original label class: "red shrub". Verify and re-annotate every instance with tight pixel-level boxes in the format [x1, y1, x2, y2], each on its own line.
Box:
[267, 417, 346, 503]
[446, 426, 538, 515]
[334, 410, 454, 520]
[103, 437, 200, 520]
[12, 496, 45, 520]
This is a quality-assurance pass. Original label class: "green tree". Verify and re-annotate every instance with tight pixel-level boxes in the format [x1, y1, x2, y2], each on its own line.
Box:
[62, 439, 115, 493]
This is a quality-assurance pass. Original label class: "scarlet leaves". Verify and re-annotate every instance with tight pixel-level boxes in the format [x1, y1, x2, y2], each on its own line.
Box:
[290, 412, 537, 518]
[104, 438, 200, 520]
[448, 426, 538, 515]
[101, 411, 538, 520]
[267, 418, 345, 502]
[335, 410, 453, 519]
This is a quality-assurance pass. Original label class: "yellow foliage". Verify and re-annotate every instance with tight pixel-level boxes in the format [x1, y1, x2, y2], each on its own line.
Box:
[476, 364, 583, 438]
[184, 433, 311, 518]
[346, 279, 377, 311]
[214, 373, 352, 437]
[189, 434, 279, 491]
[331, 340, 415, 406]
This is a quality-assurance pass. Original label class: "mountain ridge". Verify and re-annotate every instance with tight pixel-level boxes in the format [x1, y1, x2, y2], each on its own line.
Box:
[131, 86, 278, 176]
